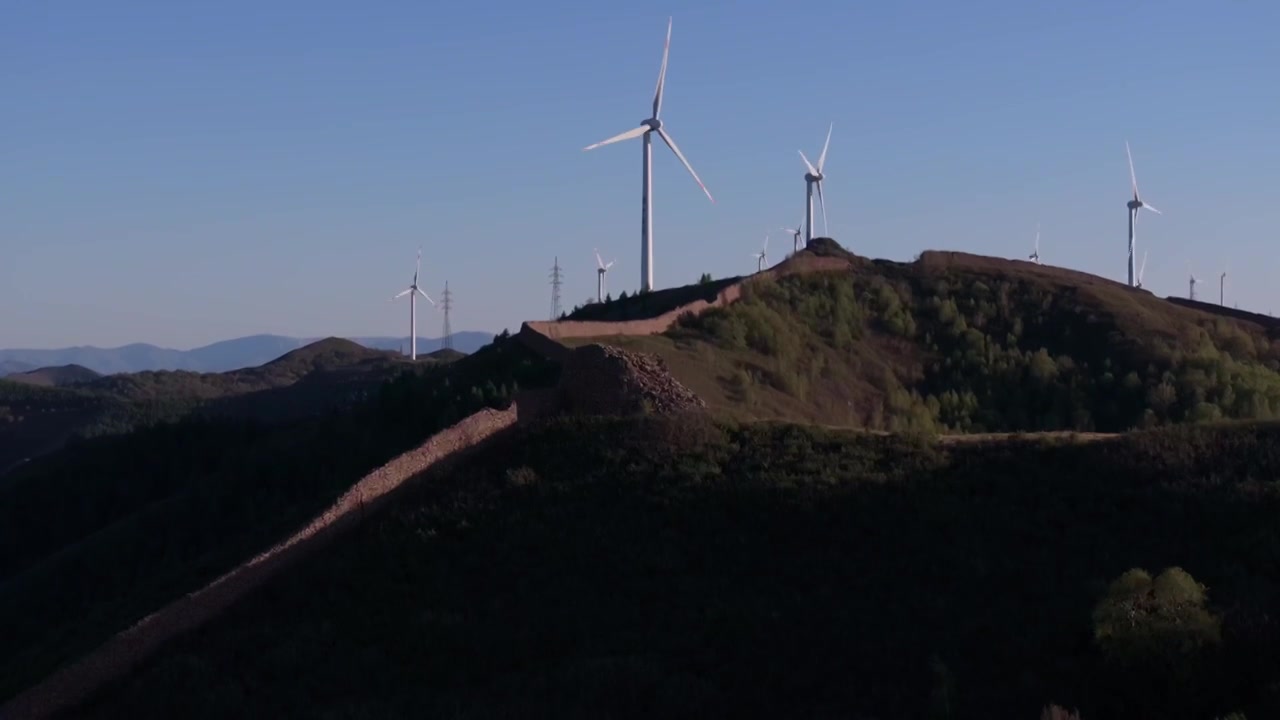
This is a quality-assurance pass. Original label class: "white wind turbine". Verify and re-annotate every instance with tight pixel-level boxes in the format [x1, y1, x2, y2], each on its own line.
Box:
[1125, 141, 1162, 288]
[799, 123, 833, 243]
[390, 248, 434, 360]
[751, 234, 770, 272]
[595, 248, 616, 302]
[781, 220, 803, 254]
[1029, 222, 1041, 264]
[1136, 250, 1149, 289]
[582, 17, 715, 294]
[1188, 263, 1199, 301]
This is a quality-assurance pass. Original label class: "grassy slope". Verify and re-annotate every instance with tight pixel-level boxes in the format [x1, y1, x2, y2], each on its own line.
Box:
[570, 251, 1280, 432]
[78, 416, 1280, 720]
[0, 334, 557, 702]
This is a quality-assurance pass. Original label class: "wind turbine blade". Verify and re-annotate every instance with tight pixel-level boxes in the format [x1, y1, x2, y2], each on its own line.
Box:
[781, 228, 799, 234]
[798, 150, 818, 176]
[652, 17, 672, 118]
[763, 234, 769, 251]
[417, 288, 435, 305]
[1035, 222, 1040, 253]
[606, 260, 616, 269]
[656, 127, 714, 203]
[1140, 250, 1148, 281]
[393, 288, 412, 299]
[584, 126, 648, 151]
[817, 122, 833, 173]
[1126, 140, 1139, 197]
[817, 181, 828, 235]
[1142, 203, 1162, 215]
[595, 248, 604, 269]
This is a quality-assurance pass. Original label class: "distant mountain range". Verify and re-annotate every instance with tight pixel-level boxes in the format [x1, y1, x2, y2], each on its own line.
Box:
[0, 332, 493, 375]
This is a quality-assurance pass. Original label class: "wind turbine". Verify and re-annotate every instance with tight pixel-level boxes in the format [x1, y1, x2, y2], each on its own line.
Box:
[1188, 264, 1199, 301]
[1029, 223, 1041, 264]
[799, 123, 833, 243]
[595, 248, 616, 302]
[781, 221, 803, 255]
[1136, 250, 1149, 289]
[391, 249, 434, 360]
[582, 17, 715, 294]
[751, 234, 770, 272]
[1125, 141, 1162, 288]
[1220, 262, 1229, 306]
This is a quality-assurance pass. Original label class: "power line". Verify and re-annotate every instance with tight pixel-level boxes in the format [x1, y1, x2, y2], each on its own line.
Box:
[549, 256, 563, 320]
[441, 281, 454, 350]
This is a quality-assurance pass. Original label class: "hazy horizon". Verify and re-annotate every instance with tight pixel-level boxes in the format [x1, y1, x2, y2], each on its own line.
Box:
[6, 0, 1278, 347]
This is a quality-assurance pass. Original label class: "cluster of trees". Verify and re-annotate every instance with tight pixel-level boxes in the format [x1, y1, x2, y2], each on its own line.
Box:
[673, 267, 1280, 433]
[77, 417, 1280, 718]
[0, 331, 559, 701]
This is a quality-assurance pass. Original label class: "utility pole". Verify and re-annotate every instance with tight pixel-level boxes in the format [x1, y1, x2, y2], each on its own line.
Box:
[549, 256, 563, 320]
[441, 281, 454, 350]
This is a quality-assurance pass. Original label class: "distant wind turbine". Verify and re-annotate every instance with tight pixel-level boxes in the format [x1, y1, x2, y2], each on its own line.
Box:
[1220, 261, 1229, 306]
[390, 249, 434, 360]
[1029, 223, 1041, 264]
[1125, 141, 1162, 288]
[595, 249, 616, 302]
[582, 17, 715, 294]
[799, 123, 833, 243]
[781, 221, 803, 255]
[1189, 263, 1199, 301]
[751, 234, 770, 272]
[1136, 250, 1149, 289]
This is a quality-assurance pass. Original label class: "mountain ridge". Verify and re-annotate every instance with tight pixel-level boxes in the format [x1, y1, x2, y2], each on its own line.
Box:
[0, 332, 493, 375]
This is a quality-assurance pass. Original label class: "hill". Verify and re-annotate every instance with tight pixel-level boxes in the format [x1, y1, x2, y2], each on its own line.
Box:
[0, 332, 492, 374]
[0, 338, 423, 473]
[3, 364, 101, 387]
[561, 244, 1280, 433]
[72, 415, 1280, 720]
[0, 331, 559, 704]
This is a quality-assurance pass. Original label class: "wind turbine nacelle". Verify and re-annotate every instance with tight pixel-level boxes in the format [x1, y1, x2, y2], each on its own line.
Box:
[643, 117, 662, 131]
[1127, 199, 1143, 210]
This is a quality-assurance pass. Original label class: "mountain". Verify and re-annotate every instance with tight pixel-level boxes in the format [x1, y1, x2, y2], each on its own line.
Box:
[0, 360, 34, 377]
[3, 364, 101, 388]
[0, 332, 492, 375]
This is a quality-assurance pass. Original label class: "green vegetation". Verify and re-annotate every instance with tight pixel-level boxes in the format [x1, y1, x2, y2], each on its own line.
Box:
[647, 255, 1280, 432]
[0, 333, 557, 701]
[79, 417, 1280, 719]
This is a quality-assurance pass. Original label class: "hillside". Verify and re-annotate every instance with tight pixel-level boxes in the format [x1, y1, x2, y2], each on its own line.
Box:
[0, 338, 415, 475]
[564, 244, 1280, 433]
[0, 332, 491, 374]
[0, 331, 559, 705]
[74, 416, 1280, 720]
[4, 364, 102, 388]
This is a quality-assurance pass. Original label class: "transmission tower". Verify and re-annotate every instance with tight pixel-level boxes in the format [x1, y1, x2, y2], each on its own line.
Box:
[549, 256, 563, 319]
[441, 281, 454, 350]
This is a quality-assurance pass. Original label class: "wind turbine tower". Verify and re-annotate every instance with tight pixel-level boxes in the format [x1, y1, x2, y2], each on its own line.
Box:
[391, 249, 434, 360]
[582, 17, 715, 294]
[1125, 141, 1162, 287]
[799, 123, 833, 243]
[1220, 265, 1228, 306]
[781, 222, 803, 254]
[594, 249, 616, 303]
[1189, 267, 1199, 301]
[441, 281, 454, 351]
[549, 256, 564, 320]
[1029, 223, 1041, 264]
[752, 234, 770, 272]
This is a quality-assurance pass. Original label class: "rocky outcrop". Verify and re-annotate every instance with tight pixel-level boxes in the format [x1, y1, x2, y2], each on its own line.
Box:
[558, 344, 705, 416]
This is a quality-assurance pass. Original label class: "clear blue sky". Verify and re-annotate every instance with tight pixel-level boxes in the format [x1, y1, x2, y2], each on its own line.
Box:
[3, 0, 1278, 349]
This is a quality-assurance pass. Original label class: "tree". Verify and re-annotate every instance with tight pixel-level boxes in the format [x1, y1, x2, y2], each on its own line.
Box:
[698, 272, 713, 284]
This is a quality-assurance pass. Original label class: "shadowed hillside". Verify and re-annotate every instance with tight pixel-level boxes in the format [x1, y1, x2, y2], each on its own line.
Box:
[0, 331, 559, 705]
[2, 364, 100, 387]
[74, 416, 1280, 720]
[565, 243, 1280, 432]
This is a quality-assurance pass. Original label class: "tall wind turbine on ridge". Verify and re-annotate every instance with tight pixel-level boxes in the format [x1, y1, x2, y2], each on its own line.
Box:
[583, 17, 715, 294]
[390, 249, 434, 360]
[1029, 223, 1041, 264]
[751, 234, 770, 272]
[1125, 141, 1162, 288]
[781, 219, 803, 254]
[1136, 250, 1148, 289]
[799, 123, 833, 244]
[595, 249, 616, 302]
